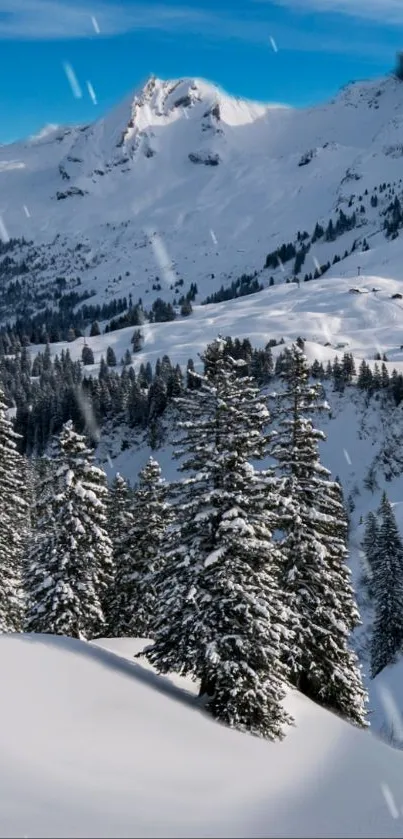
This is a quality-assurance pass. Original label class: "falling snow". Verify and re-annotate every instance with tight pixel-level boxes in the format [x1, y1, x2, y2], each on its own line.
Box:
[343, 449, 352, 465]
[319, 316, 333, 345]
[210, 229, 218, 245]
[381, 783, 400, 819]
[376, 684, 403, 745]
[63, 62, 83, 99]
[75, 384, 100, 442]
[23, 204, 31, 218]
[91, 15, 100, 34]
[269, 36, 278, 53]
[0, 216, 10, 243]
[147, 229, 176, 286]
[312, 255, 322, 274]
[87, 81, 98, 106]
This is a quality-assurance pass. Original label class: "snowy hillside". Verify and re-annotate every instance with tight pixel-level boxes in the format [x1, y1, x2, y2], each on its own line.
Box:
[1, 632, 403, 838]
[42, 271, 403, 376]
[5, 72, 403, 320]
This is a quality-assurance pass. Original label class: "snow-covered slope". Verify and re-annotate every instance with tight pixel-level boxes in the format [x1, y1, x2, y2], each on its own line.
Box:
[42, 272, 403, 377]
[5, 73, 403, 314]
[1, 632, 403, 838]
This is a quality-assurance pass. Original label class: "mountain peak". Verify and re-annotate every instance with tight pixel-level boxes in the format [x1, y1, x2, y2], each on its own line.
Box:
[130, 75, 221, 116]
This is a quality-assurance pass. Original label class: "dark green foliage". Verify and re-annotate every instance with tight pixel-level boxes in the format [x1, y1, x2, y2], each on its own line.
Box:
[131, 328, 144, 352]
[0, 387, 27, 632]
[371, 493, 403, 677]
[270, 344, 367, 726]
[90, 321, 101, 337]
[106, 346, 117, 367]
[265, 242, 296, 270]
[180, 298, 193, 316]
[361, 512, 379, 597]
[395, 52, 403, 82]
[384, 196, 403, 238]
[144, 338, 293, 740]
[110, 458, 170, 638]
[294, 248, 307, 274]
[82, 344, 95, 365]
[150, 298, 176, 322]
[202, 273, 262, 305]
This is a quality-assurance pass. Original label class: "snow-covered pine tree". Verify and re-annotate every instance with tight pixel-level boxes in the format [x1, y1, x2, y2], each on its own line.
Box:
[108, 472, 136, 635]
[60, 422, 114, 633]
[25, 421, 112, 639]
[270, 343, 367, 726]
[361, 511, 379, 597]
[370, 492, 403, 678]
[144, 338, 292, 740]
[313, 477, 367, 723]
[0, 386, 28, 632]
[109, 462, 170, 638]
[25, 453, 59, 633]
[128, 457, 170, 637]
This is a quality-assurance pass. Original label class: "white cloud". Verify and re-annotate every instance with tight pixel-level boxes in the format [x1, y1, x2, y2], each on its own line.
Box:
[0, 0, 397, 58]
[0, 0, 216, 39]
[260, 0, 403, 25]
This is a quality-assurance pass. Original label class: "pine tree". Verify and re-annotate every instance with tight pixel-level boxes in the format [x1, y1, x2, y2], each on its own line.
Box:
[90, 321, 101, 337]
[106, 346, 117, 367]
[371, 493, 403, 677]
[131, 329, 144, 353]
[25, 422, 112, 639]
[180, 298, 193, 317]
[361, 511, 379, 596]
[110, 460, 170, 637]
[123, 457, 170, 637]
[82, 344, 95, 365]
[0, 387, 28, 633]
[144, 338, 292, 740]
[270, 343, 367, 726]
[108, 472, 136, 635]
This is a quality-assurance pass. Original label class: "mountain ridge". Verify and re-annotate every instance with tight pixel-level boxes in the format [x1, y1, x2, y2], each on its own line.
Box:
[2, 72, 403, 332]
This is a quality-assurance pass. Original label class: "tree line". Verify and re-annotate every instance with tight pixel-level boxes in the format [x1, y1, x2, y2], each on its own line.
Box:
[2, 331, 403, 460]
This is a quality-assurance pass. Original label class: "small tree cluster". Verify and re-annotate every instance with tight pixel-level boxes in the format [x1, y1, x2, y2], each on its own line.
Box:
[142, 340, 367, 737]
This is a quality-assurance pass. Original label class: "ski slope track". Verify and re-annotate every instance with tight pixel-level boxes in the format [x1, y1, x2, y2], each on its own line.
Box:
[1, 633, 403, 838]
[4, 73, 403, 310]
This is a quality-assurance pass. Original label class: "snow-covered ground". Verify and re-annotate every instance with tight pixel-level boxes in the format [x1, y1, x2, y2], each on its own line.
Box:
[1, 632, 403, 838]
[40, 272, 403, 377]
[22, 261, 403, 754]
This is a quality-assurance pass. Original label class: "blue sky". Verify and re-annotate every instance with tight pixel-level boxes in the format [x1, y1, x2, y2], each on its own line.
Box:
[0, 0, 402, 143]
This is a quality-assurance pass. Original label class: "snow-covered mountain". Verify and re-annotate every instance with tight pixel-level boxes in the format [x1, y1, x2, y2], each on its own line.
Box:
[4, 72, 403, 319]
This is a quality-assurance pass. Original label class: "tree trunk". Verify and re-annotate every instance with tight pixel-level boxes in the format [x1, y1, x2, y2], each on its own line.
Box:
[199, 673, 215, 698]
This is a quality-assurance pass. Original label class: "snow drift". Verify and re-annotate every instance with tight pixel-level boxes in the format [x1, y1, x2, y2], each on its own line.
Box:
[0, 633, 403, 838]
